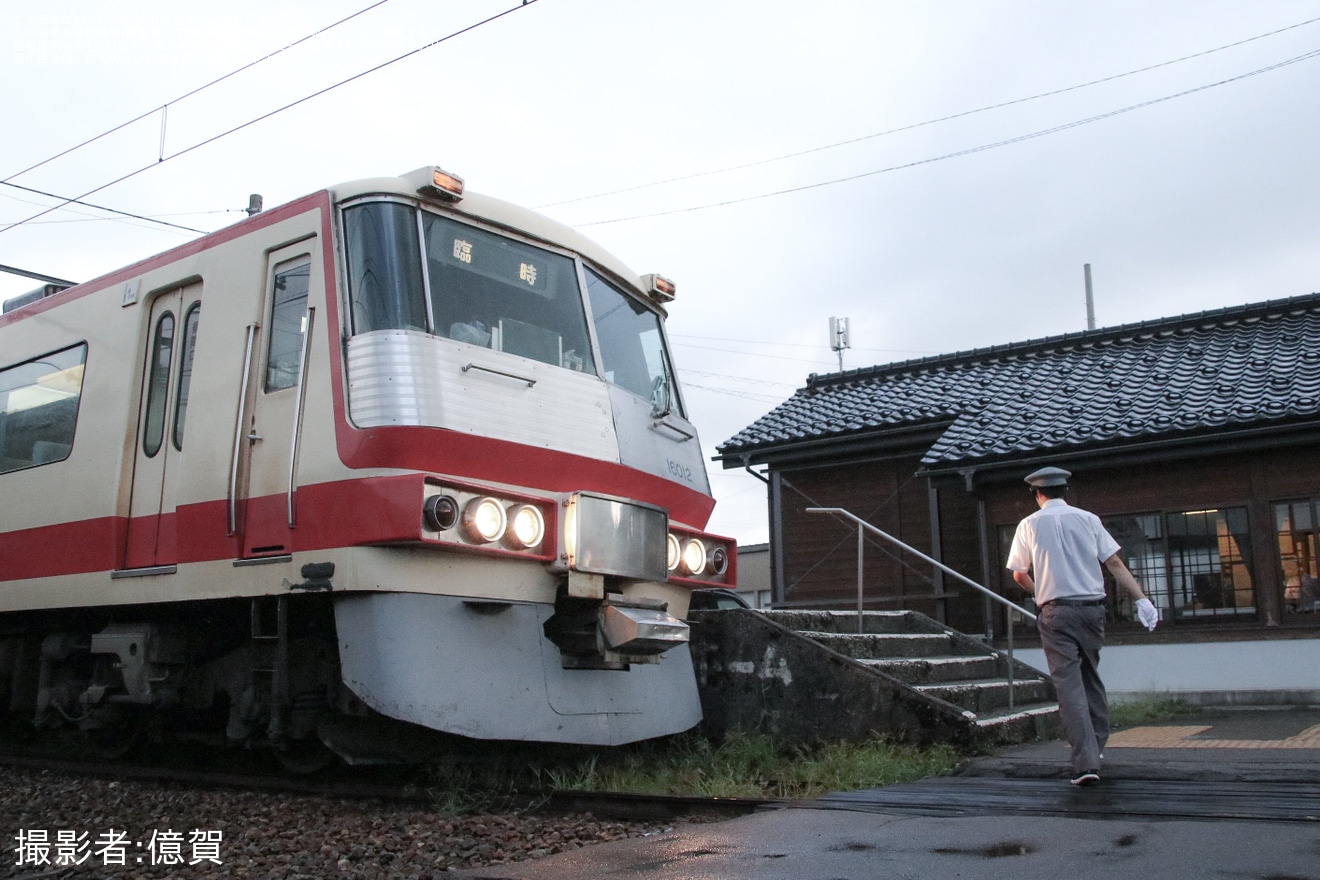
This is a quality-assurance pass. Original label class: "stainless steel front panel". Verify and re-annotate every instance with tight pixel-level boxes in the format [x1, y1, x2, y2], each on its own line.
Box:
[346, 330, 619, 461]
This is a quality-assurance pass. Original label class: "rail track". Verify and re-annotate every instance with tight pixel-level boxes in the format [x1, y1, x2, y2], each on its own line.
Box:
[0, 738, 772, 823]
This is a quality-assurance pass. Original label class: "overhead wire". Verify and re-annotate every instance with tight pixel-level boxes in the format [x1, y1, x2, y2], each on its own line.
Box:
[1, 181, 206, 233]
[0, 0, 396, 185]
[578, 46, 1320, 227]
[539, 14, 1320, 210]
[671, 332, 937, 357]
[682, 382, 787, 404]
[0, 0, 541, 238]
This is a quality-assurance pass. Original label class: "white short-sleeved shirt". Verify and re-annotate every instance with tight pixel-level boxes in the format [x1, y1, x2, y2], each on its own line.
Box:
[1005, 499, 1120, 604]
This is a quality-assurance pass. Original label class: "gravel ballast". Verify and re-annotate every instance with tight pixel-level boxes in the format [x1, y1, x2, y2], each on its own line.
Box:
[2, 765, 680, 878]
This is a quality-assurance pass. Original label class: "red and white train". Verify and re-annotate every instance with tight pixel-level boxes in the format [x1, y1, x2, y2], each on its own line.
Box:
[0, 166, 735, 767]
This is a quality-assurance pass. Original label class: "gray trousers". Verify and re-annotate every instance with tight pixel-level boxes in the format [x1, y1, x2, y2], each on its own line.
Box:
[1037, 604, 1108, 775]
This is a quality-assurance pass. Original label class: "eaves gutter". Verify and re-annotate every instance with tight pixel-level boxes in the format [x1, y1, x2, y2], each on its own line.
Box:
[917, 417, 1320, 490]
[714, 420, 954, 470]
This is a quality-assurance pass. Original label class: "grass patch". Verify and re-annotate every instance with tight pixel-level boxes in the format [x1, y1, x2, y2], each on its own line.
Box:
[421, 733, 963, 812]
[1110, 695, 1203, 730]
[528, 732, 960, 801]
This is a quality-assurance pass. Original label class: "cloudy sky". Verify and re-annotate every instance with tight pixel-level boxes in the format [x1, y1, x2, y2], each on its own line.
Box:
[4, 1, 1319, 546]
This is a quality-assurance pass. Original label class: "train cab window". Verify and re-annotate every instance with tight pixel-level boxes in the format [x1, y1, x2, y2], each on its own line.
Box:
[172, 303, 201, 450]
[421, 213, 595, 373]
[584, 268, 682, 417]
[143, 312, 175, 457]
[266, 259, 310, 392]
[344, 202, 427, 334]
[0, 344, 87, 474]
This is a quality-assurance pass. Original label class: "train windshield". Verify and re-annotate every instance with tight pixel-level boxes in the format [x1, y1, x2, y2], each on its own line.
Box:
[343, 201, 681, 414]
[421, 213, 595, 373]
[585, 269, 682, 418]
[344, 201, 595, 373]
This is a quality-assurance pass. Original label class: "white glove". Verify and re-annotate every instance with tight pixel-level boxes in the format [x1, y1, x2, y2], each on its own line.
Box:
[1135, 597, 1158, 631]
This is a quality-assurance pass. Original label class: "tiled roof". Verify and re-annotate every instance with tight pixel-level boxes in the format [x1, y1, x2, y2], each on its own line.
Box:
[717, 293, 1320, 469]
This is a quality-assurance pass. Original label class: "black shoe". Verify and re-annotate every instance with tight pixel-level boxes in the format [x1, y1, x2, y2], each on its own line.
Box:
[1070, 771, 1100, 786]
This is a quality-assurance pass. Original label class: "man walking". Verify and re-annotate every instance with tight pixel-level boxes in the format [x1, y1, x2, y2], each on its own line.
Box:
[1006, 466, 1158, 786]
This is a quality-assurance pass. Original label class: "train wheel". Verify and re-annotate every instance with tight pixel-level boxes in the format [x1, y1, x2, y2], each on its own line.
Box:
[80, 715, 143, 761]
[272, 738, 336, 774]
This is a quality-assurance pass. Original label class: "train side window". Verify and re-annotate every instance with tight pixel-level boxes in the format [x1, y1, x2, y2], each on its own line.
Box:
[266, 259, 310, 392]
[0, 344, 87, 474]
[143, 312, 176, 457]
[172, 302, 201, 450]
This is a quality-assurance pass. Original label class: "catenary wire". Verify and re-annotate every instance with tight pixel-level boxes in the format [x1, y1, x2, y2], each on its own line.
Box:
[0, 0, 540, 238]
[538, 14, 1320, 210]
[578, 47, 1320, 227]
[671, 340, 838, 367]
[1, 182, 206, 233]
[682, 382, 787, 404]
[671, 332, 936, 357]
[1, 0, 396, 184]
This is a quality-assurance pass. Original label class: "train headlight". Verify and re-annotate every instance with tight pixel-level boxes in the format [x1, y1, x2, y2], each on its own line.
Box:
[423, 494, 460, 532]
[666, 533, 681, 572]
[463, 496, 507, 543]
[506, 504, 545, 549]
[681, 538, 707, 576]
[563, 492, 667, 581]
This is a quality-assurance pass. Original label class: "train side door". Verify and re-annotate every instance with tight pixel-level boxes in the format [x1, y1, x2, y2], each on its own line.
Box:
[241, 247, 313, 558]
[124, 284, 203, 569]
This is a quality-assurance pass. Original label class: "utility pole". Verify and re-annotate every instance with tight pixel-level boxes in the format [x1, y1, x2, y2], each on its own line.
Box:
[830, 316, 850, 371]
[1084, 263, 1096, 330]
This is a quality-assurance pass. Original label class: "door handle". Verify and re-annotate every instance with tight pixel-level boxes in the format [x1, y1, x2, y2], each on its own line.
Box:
[248, 431, 263, 444]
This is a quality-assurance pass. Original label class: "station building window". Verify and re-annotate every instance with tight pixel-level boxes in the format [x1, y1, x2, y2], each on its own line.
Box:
[1275, 499, 1320, 615]
[1000, 505, 1258, 625]
[1103, 508, 1256, 622]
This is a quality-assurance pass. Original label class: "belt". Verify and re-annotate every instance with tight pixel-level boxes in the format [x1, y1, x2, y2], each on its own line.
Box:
[1042, 597, 1106, 607]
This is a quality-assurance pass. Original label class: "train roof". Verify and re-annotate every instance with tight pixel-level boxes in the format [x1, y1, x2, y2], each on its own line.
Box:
[2, 167, 659, 320]
[329, 168, 651, 297]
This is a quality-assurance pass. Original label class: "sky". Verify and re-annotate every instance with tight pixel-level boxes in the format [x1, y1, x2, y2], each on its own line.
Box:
[3, 1, 1320, 548]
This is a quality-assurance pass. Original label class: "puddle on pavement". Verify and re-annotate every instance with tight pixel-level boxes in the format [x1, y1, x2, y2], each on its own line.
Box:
[934, 841, 1036, 858]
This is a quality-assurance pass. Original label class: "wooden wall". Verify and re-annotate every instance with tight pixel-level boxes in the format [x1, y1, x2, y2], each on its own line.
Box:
[770, 439, 1320, 638]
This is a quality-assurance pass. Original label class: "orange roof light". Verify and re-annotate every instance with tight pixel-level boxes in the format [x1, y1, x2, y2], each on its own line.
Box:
[642, 273, 676, 304]
[424, 167, 465, 201]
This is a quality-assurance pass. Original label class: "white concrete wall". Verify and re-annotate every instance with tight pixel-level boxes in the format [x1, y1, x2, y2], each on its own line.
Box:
[1017, 638, 1320, 704]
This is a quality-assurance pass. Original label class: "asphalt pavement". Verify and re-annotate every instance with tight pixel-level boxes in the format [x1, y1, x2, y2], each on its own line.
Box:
[455, 705, 1320, 880]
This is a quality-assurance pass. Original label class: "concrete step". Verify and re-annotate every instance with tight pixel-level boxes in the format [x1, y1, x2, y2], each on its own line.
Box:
[913, 678, 1056, 714]
[803, 631, 955, 659]
[973, 702, 1062, 743]
[763, 609, 915, 635]
[860, 654, 1002, 685]
[693, 604, 1059, 748]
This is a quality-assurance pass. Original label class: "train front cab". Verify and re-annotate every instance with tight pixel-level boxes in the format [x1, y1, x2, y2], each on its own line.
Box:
[323, 169, 737, 750]
[0, 167, 736, 761]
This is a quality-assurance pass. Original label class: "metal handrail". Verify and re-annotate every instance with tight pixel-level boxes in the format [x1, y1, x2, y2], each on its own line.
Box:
[806, 506, 1038, 710]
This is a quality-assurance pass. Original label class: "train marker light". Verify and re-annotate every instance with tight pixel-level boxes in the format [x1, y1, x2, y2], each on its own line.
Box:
[680, 538, 707, 576]
[707, 545, 729, 577]
[666, 533, 681, 572]
[641, 273, 676, 304]
[423, 167, 465, 201]
[423, 494, 460, 532]
[463, 496, 507, 543]
[507, 504, 545, 549]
